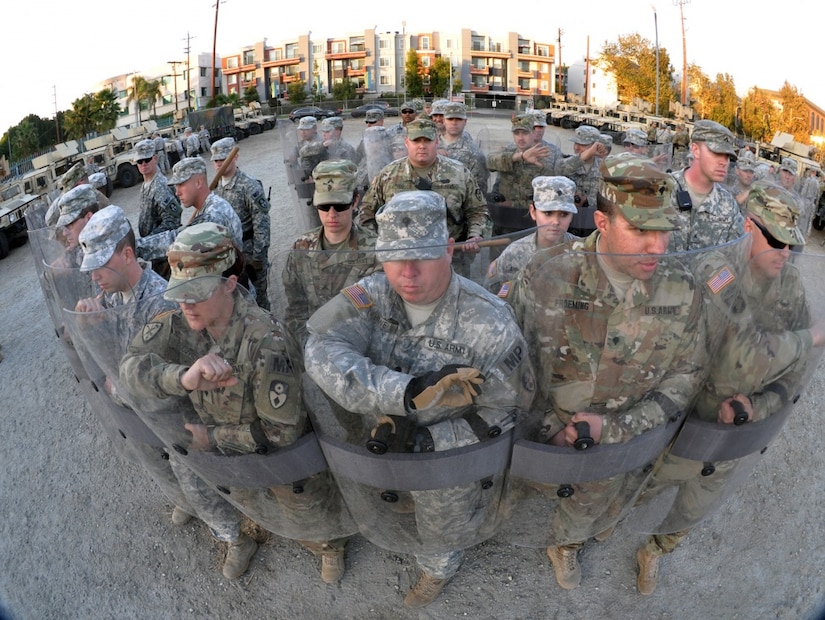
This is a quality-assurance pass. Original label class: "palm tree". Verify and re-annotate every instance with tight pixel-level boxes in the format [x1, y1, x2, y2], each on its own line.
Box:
[144, 79, 162, 119]
[63, 94, 97, 140]
[126, 75, 150, 123]
[93, 88, 121, 132]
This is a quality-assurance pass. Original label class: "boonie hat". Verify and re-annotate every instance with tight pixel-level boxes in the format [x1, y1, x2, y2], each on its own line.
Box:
[56, 184, 98, 228]
[133, 139, 156, 163]
[690, 120, 737, 159]
[168, 157, 207, 185]
[406, 119, 437, 141]
[312, 160, 359, 206]
[745, 182, 805, 246]
[375, 191, 448, 261]
[210, 137, 235, 161]
[164, 222, 237, 303]
[78, 205, 132, 271]
[532, 176, 578, 213]
[571, 125, 600, 145]
[599, 154, 678, 230]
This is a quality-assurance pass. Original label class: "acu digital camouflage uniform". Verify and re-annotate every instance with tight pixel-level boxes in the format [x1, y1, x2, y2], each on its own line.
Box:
[183, 128, 200, 157]
[504, 156, 707, 553]
[562, 125, 605, 223]
[153, 134, 171, 174]
[319, 117, 358, 163]
[438, 103, 489, 196]
[211, 138, 272, 309]
[133, 140, 182, 238]
[305, 191, 534, 582]
[120, 223, 350, 555]
[297, 117, 327, 180]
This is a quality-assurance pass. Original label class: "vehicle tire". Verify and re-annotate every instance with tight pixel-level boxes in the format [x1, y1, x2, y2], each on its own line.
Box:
[117, 164, 139, 188]
[264, 120, 274, 130]
[0, 230, 9, 260]
[249, 123, 262, 135]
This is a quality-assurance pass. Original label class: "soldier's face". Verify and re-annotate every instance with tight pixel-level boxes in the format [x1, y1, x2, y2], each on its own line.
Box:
[405, 137, 438, 168]
[178, 278, 237, 333]
[444, 117, 466, 138]
[91, 250, 129, 293]
[174, 177, 199, 207]
[594, 210, 670, 281]
[383, 249, 454, 305]
[779, 169, 795, 190]
[299, 128, 316, 141]
[317, 201, 354, 239]
[137, 156, 157, 177]
[63, 214, 91, 249]
[513, 130, 534, 150]
[212, 158, 236, 178]
[746, 217, 791, 280]
[532, 126, 545, 141]
[531, 207, 573, 248]
[431, 114, 445, 130]
[735, 167, 755, 187]
[692, 142, 730, 183]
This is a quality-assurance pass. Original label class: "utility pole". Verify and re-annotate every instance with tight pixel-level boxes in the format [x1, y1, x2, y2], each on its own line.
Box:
[53, 85, 61, 143]
[584, 36, 590, 105]
[653, 5, 660, 116]
[212, 1, 225, 104]
[168, 61, 182, 112]
[675, 0, 690, 106]
[556, 28, 564, 98]
[184, 32, 195, 112]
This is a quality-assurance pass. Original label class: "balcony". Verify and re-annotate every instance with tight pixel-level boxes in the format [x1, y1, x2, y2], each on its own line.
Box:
[470, 84, 490, 92]
[326, 49, 367, 61]
[263, 56, 302, 68]
[470, 66, 489, 75]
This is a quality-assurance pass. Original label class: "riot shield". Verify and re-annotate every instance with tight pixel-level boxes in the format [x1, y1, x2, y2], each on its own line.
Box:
[630, 250, 825, 535]
[498, 235, 750, 547]
[279, 120, 319, 231]
[360, 126, 394, 187]
[302, 240, 535, 556]
[647, 143, 674, 172]
[96, 277, 355, 542]
[477, 126, 516, 198]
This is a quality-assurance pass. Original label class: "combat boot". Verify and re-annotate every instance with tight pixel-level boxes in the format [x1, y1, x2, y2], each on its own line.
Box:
[546, 545, 581, 590]
[404, 573, 449, 608]
[320, 548, 345, 583]
[171, 506, 193, 525]
[636, 546, 660, 595]
[593, 524, 616, 542]
[222, 534, 258, 580]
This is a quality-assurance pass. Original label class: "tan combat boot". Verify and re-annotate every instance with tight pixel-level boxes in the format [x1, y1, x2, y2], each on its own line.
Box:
[546, 545, 581, 590]
[320, 548, 345, 583]
[404, 573, 449, 608]
[171, 506, 193, 525]
[222, 534, 258, 580]
[636, 546, 660, 595]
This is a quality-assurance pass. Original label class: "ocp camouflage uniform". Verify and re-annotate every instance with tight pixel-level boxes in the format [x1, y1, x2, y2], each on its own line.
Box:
[439, 131, 489, 197]
[667, 168, 745, 251]
[282, 223, 380, 347]
[213, 168, 272, 308]
[486, 144, 558, 208]
[138, 172, 182, 237]
[305, 270, 535, 579]
[484, 230, 579, 294]
[136, 193, 243, 262]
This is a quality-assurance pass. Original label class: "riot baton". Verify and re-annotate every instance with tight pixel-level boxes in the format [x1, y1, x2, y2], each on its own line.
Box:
[208, 146, 240, 191]
[455, 237, 512, 251]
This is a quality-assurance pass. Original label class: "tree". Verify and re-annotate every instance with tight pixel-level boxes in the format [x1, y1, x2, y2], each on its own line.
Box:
[243, 85, 260, 104]
[332, 78, 357, 104]
[429, 57, 452, 99]
[405, 49, 424, 98]
[776, 81, 810, 142]
[287, 80, 308, 104]
[93, 88, 121, 132]
[126, 75, 150, 122]
[686, 66, 739, 131]
[143, 79, 162, 118]
[739, 87, 778, 142]
[63, 94, 98, 139]
[215, 92, 242, 108]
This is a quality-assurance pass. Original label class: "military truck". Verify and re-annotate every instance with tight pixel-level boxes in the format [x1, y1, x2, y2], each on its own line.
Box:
[241, 102, 277, 134]
[185, 105, 239, 142]
[0, 182, 38, 259]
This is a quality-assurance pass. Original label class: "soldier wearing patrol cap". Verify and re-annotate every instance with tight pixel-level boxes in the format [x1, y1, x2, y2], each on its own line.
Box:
[485, 176, 579, 293]
[775, 157, 813, 244]
[563, 124, 609, 236]
[668, 119, 744, 252]
[398, 99, 421, 127]
[135, 157, 243, 264]
[121, 222, 352, 582]
[305, 190, 534, 608]
[211, 137, 272, 309]
[438, 102, 488, 199]
[504, 155, 707, 592]
[59, 161, 110, 208]
[622, 128, 649, 155]
[634, 181, 825, 594]
[319, 117, 358, 163]
[429, 99, 450, 136]
[727, 149, 758, 207]
[183, 126, 200, 158]
[364, 108, 385, 127]
[297, 116, 326, 179]
[55, 184, 103, 255]
[133, 139, 182, 263]
[283, 159, 379, 346]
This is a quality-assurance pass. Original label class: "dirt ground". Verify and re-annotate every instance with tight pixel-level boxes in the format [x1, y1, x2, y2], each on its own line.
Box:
[1, 113, 824, 620]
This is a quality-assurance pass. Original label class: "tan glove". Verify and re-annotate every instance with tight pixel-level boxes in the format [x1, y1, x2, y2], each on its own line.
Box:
[405, 365, 485, 411]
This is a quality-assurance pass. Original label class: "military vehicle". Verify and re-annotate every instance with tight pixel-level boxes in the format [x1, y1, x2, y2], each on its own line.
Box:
[185, 105, 240, 142]
[0, 182, 39, 259]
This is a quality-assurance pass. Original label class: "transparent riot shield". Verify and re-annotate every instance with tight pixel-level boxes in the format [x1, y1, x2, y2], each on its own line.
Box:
[93, 277, 355, 542]
[630, 249, 825, 535]
[279, 120, 319, 231]
[647, 143, 674, 172]
[477, 126, 517, 199]
[302, 240, 535, 556]
[359, 126, 394, 190]
[498, 235, 750, 547]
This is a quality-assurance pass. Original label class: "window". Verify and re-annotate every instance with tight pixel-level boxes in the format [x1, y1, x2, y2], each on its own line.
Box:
[379, 39, 388, 49]
[243, 50, 255, 65]
[422, 56, 430, 67]
[379, 57, 391, 67]
[243, 71, 255, 83]
[200, 87, 207, 97]
[421, 36, 430, 50]
[380, 75, 390, 85]
[285, 43, 299, 59]
[227, 75, 238, 86]
[331, 42, 345, 54]
[200, 67, 207, 77]
[227, 58, 238, 69]
[313, 44, 323, 54]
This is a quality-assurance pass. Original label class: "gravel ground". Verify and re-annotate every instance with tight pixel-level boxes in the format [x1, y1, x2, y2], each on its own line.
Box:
[1, 112, 824, 620]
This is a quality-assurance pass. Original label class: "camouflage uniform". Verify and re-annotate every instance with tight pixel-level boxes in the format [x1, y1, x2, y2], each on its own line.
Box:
[305, 192, 534, 581]
[485, 231, 579, 293]
[153, 135, 171, 175]
[319, 119, 358, 163]
[440, 131, 489, 197]
[561, 125, 605, 233]
[671, 125, 690, 171]
[138, 173, 182, 237]
[184, 130, 200, 157]
[198, 127, 211, 152]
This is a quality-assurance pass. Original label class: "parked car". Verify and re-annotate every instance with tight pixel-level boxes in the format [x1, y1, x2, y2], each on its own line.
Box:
[349, 102, 399, 118]
[288, 106, 337, 123]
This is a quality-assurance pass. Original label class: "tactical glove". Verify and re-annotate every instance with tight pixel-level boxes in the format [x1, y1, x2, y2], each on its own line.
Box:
[404, 365, 485, 411]
[366, 415, 434, 454]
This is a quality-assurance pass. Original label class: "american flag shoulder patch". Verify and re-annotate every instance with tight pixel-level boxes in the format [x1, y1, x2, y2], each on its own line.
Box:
[706, 266, 736, 294]
[343, 284, 373, 309]
[497, 281, 512, 298]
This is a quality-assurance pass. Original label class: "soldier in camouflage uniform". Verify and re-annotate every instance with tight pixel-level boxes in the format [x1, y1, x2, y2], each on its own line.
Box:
[282, 160, 380, 346]
[726, 149, 757, 208]
[305, 191, 534, 608]
[485, 176, 579, 293]
[357, 119, 489, 277]
[73, 205, 194, 524]
[776, 158, 813, 244]
[530, 111, 565, 160]
[152, 132, 171, 175]
[635, 182, 825, 594]
[198, 125, 211, 153]
[58, 161, 110, 209]
[210, 138, 272, 309]
[183, 127, 200, 158]
[135, 157, 243, 263]
[668, 120, 745, 252]
[438, 102, 489, 198]
[120, 223, 351, 582]
[54, 184, 104, 268]
[429, 99, 449, 136]
[318, 117, 358, 163]
[297, 116, 327, 180]
[562, 125, 609, 236]
[503, 156, 707, 591]
[671, 122, 690, 170]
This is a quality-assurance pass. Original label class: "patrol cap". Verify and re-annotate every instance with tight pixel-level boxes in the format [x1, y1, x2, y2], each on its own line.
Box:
[745, 182, 805, 246]
[56, 184, 98, 227]
[298, 116, 317, 130]
[400, 100, 417, 113]
[406, 119, 437, 141]
[531, 111, 547, 127]
[133, 139, 156, 162]
[210, 137, 235, 161]
[599, 154, 678, 231]
[365, 108, 384, 123]
[430, 99, 449, 116]
[443, 102, 467, 119]
[45, 199, 61, 228]
[598, 134, 614, 151]
[690, 120, 737, 159]
[164, 222, 237, 303]
[88, 172, 107, 189]
[532, 176, 578, 213]
[78, 205, 132, 271]
[571, 125, 600, 145]
[312, 159, 359, 206]
[622, 128, 648, 147]
[511, 114, 534, 133]
[324, 116, 344, 130]
[59, 162, 88, 192]
[736, 150, 757, 171]
[167, 157, 207, 185]
[780, 157, 798, 175]
[375, 190, 449, 261]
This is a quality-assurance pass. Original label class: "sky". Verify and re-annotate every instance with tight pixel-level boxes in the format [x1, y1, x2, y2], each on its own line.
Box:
[2, 0, 821, 134]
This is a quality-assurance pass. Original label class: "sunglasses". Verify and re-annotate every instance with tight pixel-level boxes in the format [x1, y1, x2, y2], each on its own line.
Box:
[749, 217, 789, 249]
[401, 109, 416, 114]
[316, 203, 352, 212]
[136, 158, 153, 165]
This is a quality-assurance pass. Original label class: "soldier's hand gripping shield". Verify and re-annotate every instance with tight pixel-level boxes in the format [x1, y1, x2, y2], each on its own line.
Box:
[498, 236, 749, 547]
[630, 249, 825, 535]
[76, 276, 356, 542]
[302, 238, 535, 556]
[279, 120, 320, 231]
